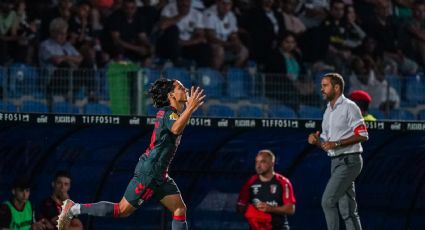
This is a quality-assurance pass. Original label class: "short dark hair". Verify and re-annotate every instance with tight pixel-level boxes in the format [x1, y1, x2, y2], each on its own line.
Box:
[149, 79, 175, 108]
[278, 31, 296, 44]
[53, 170, 71, 181]
[12, 177, 31, 189]
[323, 72, 345, 93]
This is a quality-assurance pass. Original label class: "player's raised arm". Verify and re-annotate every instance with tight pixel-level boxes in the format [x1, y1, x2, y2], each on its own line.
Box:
[186, 86, 206, 113]
[170, 86, 205, 135]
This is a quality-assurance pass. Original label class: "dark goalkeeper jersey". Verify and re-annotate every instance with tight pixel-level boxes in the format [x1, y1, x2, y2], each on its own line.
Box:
[238, 173, 296, 229]
[141, 106, 181, 180]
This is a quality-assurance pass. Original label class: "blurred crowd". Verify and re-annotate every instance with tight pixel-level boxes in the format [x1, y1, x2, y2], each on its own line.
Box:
[1, 0, 424, 111]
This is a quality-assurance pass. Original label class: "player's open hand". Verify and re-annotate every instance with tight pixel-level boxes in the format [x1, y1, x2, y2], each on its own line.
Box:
[186, 86, 205, 112]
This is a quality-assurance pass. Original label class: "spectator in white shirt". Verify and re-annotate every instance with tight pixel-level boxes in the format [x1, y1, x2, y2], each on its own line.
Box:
[39, 18, 98, 100]
[203, 0, 249, 69]
[156, 0, 213, 67]
[348, 56, 400, 110]
[281, 0, 306, 35]
[297, 0, 329, 29]
[368, 65, 400, 110]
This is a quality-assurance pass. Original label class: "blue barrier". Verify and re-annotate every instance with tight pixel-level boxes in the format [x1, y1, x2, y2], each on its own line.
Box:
[0, 115, 424, 229]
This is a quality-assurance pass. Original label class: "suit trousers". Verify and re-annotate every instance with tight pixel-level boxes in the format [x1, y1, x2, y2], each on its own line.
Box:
[322, 153, 363, 230]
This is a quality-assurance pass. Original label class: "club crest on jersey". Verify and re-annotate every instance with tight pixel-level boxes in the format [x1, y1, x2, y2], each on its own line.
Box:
[169, 112, 178, 120]
[270, 184, 277, 194]
[251, 184, 261, 195]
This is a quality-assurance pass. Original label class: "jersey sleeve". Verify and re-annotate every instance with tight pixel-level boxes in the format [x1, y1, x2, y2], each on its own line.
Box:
[0, 204, 12, 228]
[163, 110, 178, 131]
[347, 102, 368, 138]
[277, 175, 296, 205]
[237, 176, 257, 206]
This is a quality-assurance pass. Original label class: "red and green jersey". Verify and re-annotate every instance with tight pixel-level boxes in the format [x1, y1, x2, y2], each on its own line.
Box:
[141, 106, 181, 180]
[237, 173, 296, 229]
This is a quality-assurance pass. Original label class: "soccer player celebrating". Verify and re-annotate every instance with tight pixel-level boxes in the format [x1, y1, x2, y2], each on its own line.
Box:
[57, 79, 205, 230]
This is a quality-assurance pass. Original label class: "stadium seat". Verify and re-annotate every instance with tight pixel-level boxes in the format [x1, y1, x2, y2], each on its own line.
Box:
[162, 67, 192, 87]
[298, 105, 323, 119]
[405, 74, 425, 104]
[73, 88, 87, 101]
[192, 107, 204, 117]
[146, 104, 203, 117]
[0, 66, 4, 87]
[146, 104, 157, 116]
[142, 68, 161, 90]
[268, 105, 298, 118]
[196, 68, 224, 98]
[418, 109, 425, 120]
[207, 104, 235, 117]
[20, 100, 48, 113]
[0, 101, 17, 112]
[369, 108, 385, 120]
[386, 74, 402, 95]
[8, 63, 39, 98]
[238, 105, 263, 118]
[95, 68, 109, 100]
[225, 68, 250, 99]
[388, 109, 416, 121]
[313, 71, 328, 95]
[52, 101, 80, 114]
[84, 103, 112, 115]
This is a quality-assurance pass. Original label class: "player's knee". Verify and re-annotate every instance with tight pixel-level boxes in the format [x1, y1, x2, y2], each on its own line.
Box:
[339, 210, 350, 220]
[321, 197, 336, 210]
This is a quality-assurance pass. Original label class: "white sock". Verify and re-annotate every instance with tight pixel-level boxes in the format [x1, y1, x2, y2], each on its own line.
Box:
[70, 203, 81, 216]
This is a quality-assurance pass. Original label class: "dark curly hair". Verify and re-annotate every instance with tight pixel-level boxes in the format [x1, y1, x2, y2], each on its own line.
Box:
[149, 79, 175, 108]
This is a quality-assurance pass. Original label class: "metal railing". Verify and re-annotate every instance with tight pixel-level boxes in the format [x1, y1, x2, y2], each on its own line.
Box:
[0, 64, 424, 120]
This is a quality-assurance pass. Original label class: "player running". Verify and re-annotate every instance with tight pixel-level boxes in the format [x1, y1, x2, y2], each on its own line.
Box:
[57, 79, 205, 230]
